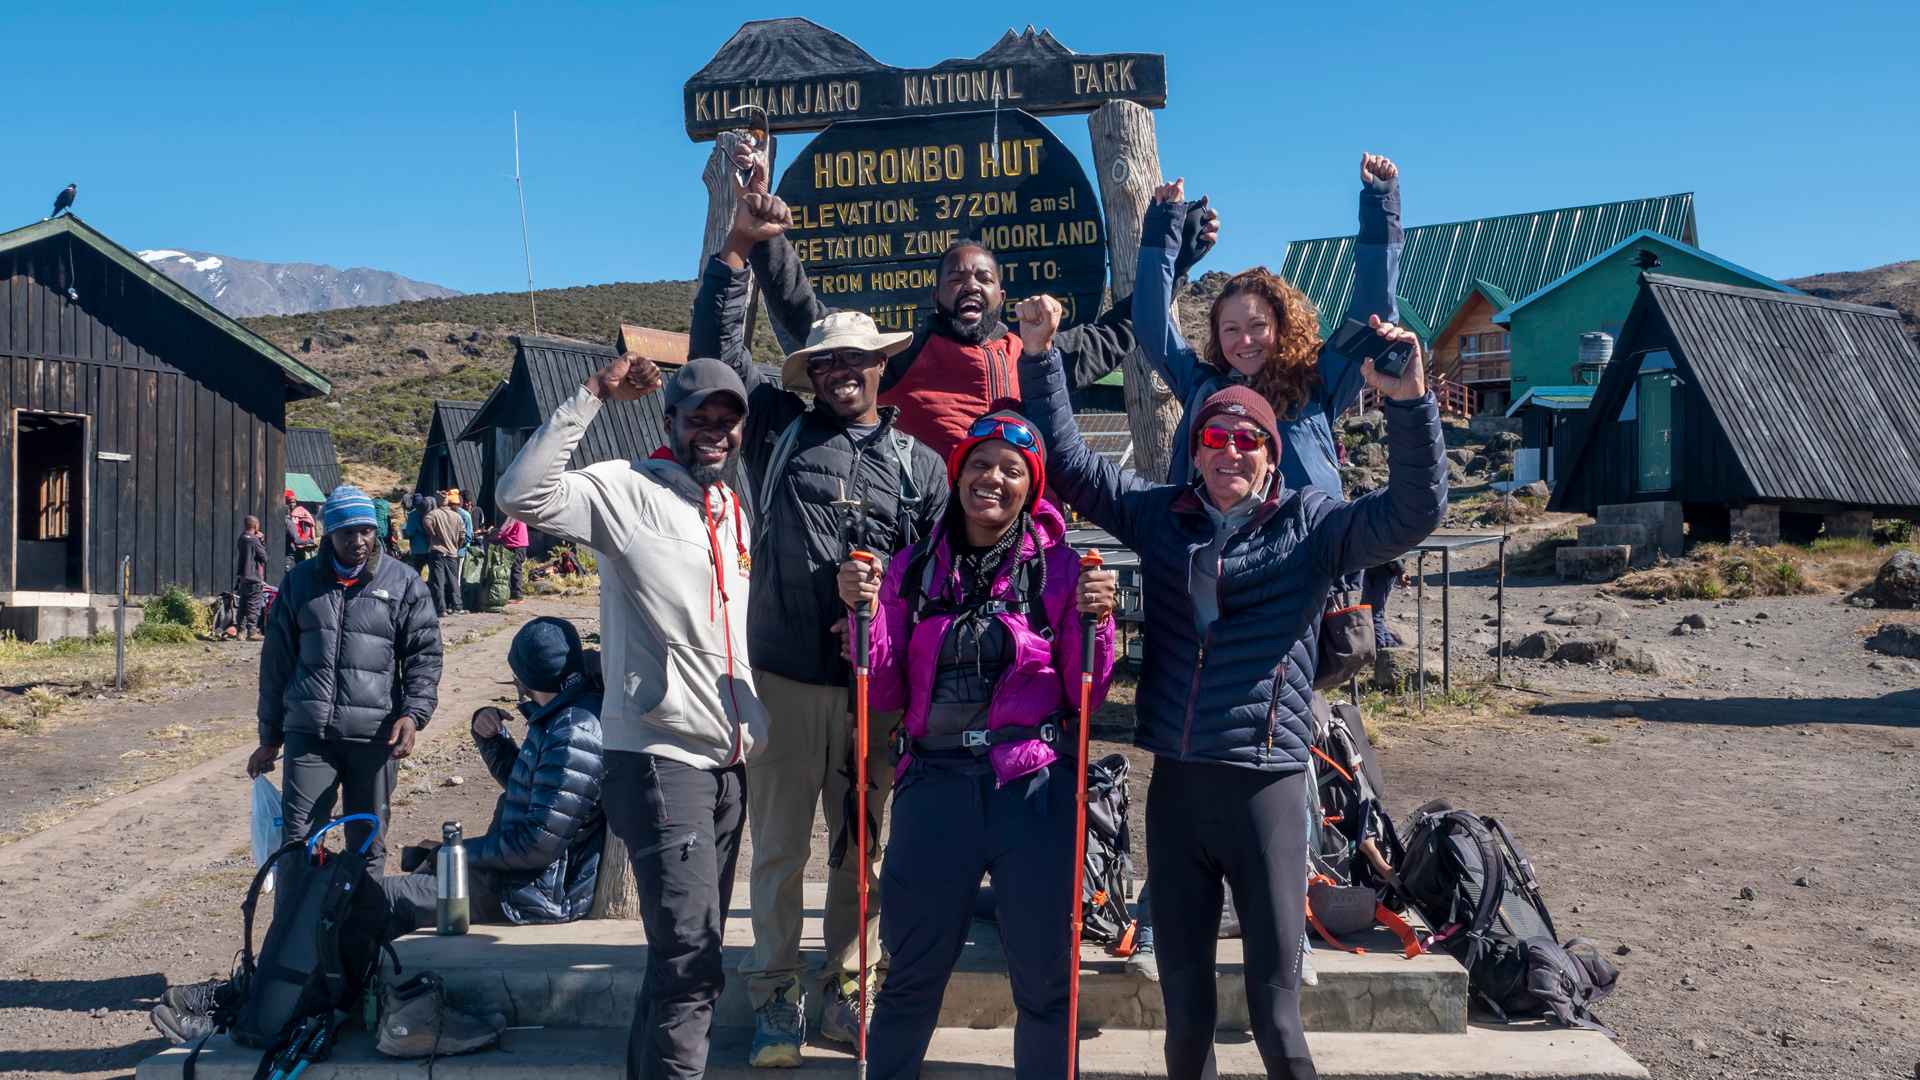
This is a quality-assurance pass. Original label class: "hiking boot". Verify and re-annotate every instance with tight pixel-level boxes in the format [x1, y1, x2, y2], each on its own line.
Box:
[163, 977, 226, 1018]
[1125, 924, 1159, 983]
[818, 973, 872, 1047]
[376, 972, 503, 1058]
[748, 986, 804, 1068]
[149, 1003, 214, 1046]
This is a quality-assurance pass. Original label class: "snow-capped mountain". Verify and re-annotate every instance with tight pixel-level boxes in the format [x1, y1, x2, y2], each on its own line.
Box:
[136, 249, 460, 317]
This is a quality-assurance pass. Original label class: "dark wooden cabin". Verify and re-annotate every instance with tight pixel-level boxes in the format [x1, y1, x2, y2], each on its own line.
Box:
[1550, 273, 1920, 539]
[0, 216, 330, 608]
[286, 426, 343, 498]
[416, 399, 483, 501]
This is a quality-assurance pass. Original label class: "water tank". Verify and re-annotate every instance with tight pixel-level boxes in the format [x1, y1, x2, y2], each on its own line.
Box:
[1574, 331, 1614, 384]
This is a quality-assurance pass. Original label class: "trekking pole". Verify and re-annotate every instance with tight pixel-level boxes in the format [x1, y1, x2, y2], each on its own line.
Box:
[850, 546, 878, 1080]
[1066, 548, 1103, 1079]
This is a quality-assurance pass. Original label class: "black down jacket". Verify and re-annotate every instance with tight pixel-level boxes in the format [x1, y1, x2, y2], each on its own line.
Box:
[693, 257, 949, 687]
[470, 675, 607, 924]
[1018, 352, 1447, 772]
[258, 550, 441, 744]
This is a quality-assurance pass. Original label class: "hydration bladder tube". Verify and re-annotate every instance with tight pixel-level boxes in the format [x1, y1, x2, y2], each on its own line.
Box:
[306, 813, 384, 856]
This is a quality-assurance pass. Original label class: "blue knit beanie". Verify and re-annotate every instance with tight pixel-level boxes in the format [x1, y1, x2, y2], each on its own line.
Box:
[509, 617, 585, 693]
[321, 485, 378, 533]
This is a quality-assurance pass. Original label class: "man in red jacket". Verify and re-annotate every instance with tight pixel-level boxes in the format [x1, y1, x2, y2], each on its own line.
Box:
[727, 147, 1219, 458]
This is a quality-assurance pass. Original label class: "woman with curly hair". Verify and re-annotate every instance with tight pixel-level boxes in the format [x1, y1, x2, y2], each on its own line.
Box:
[1134, 154, 1403, 492]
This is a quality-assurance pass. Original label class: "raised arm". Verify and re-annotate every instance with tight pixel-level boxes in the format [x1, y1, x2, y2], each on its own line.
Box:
[1313, 320, 1447, 575]
[692, 257, 767, 396]
[496, 358, 659, 553]
[1133, 182, 1214, 403]
[1324, 154, 1404, 415]
[1011, 297, 1160, 549]
[1057, 185, 1220, 392]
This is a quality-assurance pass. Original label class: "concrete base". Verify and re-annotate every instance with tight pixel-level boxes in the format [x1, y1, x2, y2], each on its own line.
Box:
[1823, 509, 1874, 541]
[0, 599, 143, 643]
[387, 884, 1465, 1035]
[1729, 503, 1780, 546]
[1555, 546, 1631, 583]
[138, 1024, 1649, 1079]
[1593, 502, 1682, 555]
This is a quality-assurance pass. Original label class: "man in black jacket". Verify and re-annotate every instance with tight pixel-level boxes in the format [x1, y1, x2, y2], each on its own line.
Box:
[679, 195, 949, 1066]
[249, 485, 442, 862]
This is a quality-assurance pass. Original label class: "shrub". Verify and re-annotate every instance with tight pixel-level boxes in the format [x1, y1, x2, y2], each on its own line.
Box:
[1875, 518, 1915, 545]
[144, 585, 202, 628]
[133, 621, 197, 645]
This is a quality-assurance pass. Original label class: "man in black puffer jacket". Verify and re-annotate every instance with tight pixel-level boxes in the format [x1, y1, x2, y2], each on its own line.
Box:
[251, 485, 442, 862]
[380, 617, 607, 928]
[1017, 298, 1445, 1080]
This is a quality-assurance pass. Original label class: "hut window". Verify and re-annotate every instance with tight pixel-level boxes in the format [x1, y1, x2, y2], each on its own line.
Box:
[1460, 332, 1510, 360]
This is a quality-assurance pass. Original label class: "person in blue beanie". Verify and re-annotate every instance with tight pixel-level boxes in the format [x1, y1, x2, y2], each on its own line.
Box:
[251, 484, 443, 863]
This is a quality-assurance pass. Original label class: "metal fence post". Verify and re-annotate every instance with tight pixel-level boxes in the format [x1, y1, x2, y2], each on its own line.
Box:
[115, 556, 130, 691]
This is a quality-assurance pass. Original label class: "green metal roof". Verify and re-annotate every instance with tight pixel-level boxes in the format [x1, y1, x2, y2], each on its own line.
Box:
[1281, 193, 1697, 341]
[1491, 228, 1797, 326]
[0, 215, 332, 399]
[1505, 385, 1597, 416]
[285, 471, 327, 503]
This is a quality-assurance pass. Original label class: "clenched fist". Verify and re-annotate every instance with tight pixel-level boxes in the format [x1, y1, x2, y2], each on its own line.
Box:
[1014, 294, 1063, 357]
[1361, 153, 1399, 186]
[1076, 559, 1118, 622]
[585, 354, 664, 402]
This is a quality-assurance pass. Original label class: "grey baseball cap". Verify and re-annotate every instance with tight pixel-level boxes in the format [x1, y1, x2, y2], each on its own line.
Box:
[663, 357, 749, 415]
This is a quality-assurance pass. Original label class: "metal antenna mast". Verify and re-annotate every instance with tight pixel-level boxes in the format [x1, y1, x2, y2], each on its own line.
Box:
[513, 110, 539, 335]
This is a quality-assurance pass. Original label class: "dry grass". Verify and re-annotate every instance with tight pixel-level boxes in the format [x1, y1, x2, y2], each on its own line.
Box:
[528, 573, 597, 597]
[0, 631, 203, 735]
[1614, 540, 1912, 600]
[1357, 680, 1522, 746]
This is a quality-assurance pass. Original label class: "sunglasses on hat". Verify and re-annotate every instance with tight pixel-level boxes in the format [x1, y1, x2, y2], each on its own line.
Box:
[1199, 425, 1271, 452]
[967, 416, 1038, 451]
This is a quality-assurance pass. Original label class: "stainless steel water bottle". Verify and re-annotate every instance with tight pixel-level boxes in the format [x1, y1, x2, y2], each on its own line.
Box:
[435, 821, 470, 935]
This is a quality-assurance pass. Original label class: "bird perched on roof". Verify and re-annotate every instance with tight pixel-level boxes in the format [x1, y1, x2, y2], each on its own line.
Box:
[48, 184, 76, 220]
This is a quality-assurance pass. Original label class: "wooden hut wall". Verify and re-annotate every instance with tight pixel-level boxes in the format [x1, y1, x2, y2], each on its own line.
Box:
[0, 238, 290, 596]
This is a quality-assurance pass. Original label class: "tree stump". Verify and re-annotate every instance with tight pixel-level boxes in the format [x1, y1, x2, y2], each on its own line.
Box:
[1088, 100, 1182, 485]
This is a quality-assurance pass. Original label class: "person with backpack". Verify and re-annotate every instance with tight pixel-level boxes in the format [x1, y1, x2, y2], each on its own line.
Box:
[833, 408, 1117, 1079]
[691, 184, 950, 1066]
[283, 490, 319, 573]
[1015, 295, 1445, 1080]
[497, 354, 768, 1080]
[1122, 154, 1404, 981]
[251, 485, 442, 865]
[723, 142, 1218, 460]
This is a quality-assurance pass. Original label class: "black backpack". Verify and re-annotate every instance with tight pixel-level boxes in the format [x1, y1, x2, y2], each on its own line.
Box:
[1395, 800, 1619, 1033]
[1078, 753, 1134, 946]
[186, 814, 396, 1078]
[1305, 700, 1423, 956]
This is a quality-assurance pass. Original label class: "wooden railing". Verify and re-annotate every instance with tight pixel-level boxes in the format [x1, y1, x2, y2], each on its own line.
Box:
[1357, 380, 1476, 418]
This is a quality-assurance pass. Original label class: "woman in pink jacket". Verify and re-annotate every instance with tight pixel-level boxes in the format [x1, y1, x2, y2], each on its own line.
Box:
[836, 410, 1117, 1078]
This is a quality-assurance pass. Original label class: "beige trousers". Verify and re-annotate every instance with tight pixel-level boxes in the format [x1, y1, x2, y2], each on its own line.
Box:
[741, 669, 895, 1008]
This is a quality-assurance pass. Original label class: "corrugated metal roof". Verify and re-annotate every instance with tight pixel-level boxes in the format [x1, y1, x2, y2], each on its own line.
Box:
[423, 400, 485, 498]
[1492, 229, 1797, 326]
[1281, 193, 1697, 340]
[284, 472, 326, 503]
[1505, 385, 1597, 416]
[1074, 410, 1134, 470]
[286, 427, 343, 495]
[1566, 274, 1920, 508]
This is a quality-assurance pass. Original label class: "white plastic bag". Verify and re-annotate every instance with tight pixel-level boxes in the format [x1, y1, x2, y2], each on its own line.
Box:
[250, 775, 283, 894]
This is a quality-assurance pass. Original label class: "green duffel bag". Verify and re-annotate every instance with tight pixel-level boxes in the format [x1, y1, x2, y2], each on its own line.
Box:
[481, 549, 512, 612]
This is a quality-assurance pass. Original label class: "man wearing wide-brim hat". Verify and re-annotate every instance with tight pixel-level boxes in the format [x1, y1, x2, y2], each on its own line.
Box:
[679, 214, 949, 1067]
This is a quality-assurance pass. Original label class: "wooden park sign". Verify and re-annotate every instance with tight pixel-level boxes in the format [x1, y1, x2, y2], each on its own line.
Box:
[683, 18, 1166, 142]
[772, 109, 1106, 332]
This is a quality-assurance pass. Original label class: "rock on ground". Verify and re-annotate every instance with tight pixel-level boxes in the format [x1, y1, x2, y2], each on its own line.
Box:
[1865, 622, 1920, 659]
[1614, 643, 1695, 678]
[1867, 550, 1920, 608]
[1546, 600, 1626, 627]
[1510, 629, 1564, 659]
[1552, 634, 1621, 664]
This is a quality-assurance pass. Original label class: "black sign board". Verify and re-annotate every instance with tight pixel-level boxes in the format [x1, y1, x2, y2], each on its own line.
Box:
[685, 19, 1165, 142]
[773, 109, 1106, 335]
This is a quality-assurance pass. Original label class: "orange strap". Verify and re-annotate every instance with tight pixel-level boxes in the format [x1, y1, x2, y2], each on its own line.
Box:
[1310, 745, 1355, 784]
[1305, 874, 1425, 960]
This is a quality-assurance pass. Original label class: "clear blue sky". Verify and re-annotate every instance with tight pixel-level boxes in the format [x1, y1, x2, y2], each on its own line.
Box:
[4, 1, 1914, 296]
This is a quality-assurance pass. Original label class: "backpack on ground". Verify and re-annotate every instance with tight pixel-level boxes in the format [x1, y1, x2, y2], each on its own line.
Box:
[1394, 800, 1619, 1033]
[1305, 698, 1422, 957]
[1078, 752, 1133, 947]
[185, 813, 396, 1078]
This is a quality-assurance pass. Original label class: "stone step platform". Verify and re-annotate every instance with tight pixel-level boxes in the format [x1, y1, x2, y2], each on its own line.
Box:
[1574, 523, 1651, 552]
[389, 884, 1464, 1035]
[138, 1023, 1649, 1079]
[1555, 545, 1632, 582]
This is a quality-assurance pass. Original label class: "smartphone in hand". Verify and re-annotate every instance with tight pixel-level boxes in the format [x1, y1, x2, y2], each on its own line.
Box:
[1330, 317, 1416, 380]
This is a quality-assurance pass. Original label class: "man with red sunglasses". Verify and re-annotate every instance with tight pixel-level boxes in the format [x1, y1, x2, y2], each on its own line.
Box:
[683, 203, 950, 1067]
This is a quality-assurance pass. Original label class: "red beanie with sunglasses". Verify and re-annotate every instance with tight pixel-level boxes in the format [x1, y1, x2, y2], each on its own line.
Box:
[947, 410, 1047, 499]
[1192, 386, 1281, 456]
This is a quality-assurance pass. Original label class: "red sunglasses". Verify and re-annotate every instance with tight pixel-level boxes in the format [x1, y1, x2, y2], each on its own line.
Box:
[1198, 425, 1271, 452]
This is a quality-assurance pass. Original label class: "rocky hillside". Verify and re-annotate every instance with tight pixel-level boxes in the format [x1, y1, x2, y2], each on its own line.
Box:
[245, 280, 782, 490]
[1783, 259, 1920, 347]
[140, 249, 461, 317]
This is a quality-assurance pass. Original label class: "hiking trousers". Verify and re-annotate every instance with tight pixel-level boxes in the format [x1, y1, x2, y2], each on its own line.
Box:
[602, 750, 746, 1080]
[279, 731, 396, 862]
[740, 670, 895, 1009]
[1149, 758, 1317, 1080]
[871, 760, 1076, 1079]
[428, 555, 461, 614]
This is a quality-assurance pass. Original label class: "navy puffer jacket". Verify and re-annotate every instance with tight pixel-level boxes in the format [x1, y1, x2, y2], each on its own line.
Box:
[470, 674, 607, 924]
[1018, 352, 1446, 771]
[258, 550, 441, 744]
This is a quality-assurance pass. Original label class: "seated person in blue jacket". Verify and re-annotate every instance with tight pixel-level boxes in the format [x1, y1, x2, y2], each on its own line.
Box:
[150, 617, 608, 1046]
[1013, 292, 1445, 1080]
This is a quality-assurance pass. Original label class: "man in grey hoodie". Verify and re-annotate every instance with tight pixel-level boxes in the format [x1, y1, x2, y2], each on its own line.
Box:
[498, 354, 767, 1080]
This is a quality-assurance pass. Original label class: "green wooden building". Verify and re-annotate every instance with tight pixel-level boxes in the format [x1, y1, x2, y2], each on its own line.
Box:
[1492, 230, 1796, 400]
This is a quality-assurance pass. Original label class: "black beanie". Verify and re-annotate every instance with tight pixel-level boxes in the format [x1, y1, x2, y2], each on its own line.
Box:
[508, 617, 585, 693]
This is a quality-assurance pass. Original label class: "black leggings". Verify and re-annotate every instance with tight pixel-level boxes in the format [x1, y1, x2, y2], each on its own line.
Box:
[1148, 758, 1317, 1080]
